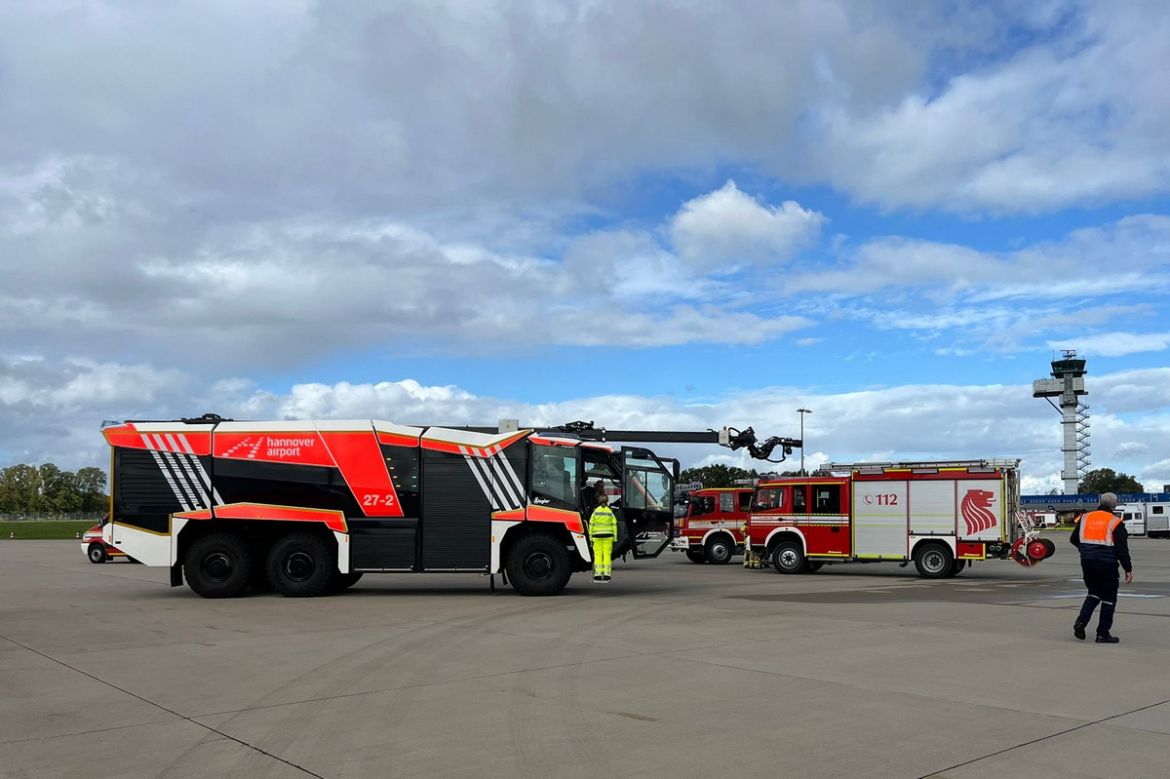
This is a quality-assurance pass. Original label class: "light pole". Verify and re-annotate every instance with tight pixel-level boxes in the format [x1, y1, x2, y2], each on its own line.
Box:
[797, 408, 812, 475]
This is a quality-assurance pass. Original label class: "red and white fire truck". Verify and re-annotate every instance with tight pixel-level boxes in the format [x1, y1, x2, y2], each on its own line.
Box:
[745, 460, 1056, 578]
[671, 487, 754, 564]
[100, 416, 797, 598]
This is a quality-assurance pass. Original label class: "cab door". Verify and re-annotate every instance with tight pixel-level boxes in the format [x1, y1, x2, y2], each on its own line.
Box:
[619, 447, 678, 558]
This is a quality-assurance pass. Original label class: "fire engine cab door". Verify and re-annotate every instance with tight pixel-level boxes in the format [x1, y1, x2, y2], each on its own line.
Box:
[620, 447, 677, 558]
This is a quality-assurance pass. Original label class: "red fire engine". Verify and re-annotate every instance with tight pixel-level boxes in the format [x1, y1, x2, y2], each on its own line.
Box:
[100, 416, 797, 598]
[745, 460, 1056, 578]
[671, 487, 754, 564]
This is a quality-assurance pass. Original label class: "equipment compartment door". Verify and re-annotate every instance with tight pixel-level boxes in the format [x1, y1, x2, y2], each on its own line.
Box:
[620, 448, 677, 558]
[852, 480, 909, 559]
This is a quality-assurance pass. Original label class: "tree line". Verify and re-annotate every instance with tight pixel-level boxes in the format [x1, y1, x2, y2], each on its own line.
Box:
[0, 464, 108, 514]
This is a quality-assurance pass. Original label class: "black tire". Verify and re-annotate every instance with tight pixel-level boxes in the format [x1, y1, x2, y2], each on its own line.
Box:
[771, 541, 807, 574]
[705, 535, 736, 565]
[806, 560, 824, 573]
[87, 543, 108, 564]
[267, 532, 334, 598]
[329, 571, 364, 592]
[184, 533, 251, 598]
[506, 533, 572, 596]
[914, 543, 954, 579]
[685, 548, 706, 564]
[946, 559, 967, 577]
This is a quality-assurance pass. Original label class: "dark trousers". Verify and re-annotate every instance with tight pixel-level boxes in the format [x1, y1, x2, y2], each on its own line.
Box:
[1076, 560, 1119, 636]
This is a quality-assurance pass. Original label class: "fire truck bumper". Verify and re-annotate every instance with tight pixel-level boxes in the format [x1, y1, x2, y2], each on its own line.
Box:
[669, 537, 694, 552]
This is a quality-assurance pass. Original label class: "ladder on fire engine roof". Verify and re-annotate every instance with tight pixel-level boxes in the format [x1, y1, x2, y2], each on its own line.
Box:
[820, 459, 1022, 475]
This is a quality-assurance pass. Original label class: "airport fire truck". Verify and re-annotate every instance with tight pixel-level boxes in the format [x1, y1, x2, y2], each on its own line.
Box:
[745, 460, 1056, 578]
[100, 416, 797, 598]
[671, 487, 754, 564]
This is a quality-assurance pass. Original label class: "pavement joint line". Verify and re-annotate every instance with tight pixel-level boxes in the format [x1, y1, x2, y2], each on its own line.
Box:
[0, 632, 326, 779]
[0, 719, 166, 747]
[917, 695, 1170, 778]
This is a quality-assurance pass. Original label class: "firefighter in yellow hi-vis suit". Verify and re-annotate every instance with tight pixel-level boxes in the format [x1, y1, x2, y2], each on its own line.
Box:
[588, 493, 618, 583]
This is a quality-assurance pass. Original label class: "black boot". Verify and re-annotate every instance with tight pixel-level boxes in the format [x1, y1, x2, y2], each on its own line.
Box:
[1095, 633, 1120, 644]
[1073, 622, 1086, 640]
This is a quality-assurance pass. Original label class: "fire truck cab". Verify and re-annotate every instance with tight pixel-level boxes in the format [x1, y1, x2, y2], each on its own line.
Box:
[746, 460, 1051, 578]
[671, 487, 753, 564]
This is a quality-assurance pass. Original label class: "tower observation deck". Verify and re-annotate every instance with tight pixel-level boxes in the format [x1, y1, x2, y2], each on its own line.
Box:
[1032, 350, 1090, 494]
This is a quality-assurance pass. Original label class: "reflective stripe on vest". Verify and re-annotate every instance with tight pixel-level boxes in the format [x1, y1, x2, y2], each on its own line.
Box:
[1079, 510, 1121, 546]
[590, 506, 618, 538]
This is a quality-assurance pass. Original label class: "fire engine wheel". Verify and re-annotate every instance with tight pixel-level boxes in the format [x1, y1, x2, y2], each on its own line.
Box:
[184, 533, 251, 599]
[914, 543, 954, 579]
[947, 559, 967, 577]
[685, 548, 706, 564]
[806, 560, 824, 573]
[771, 541, 807, 574]
[87, 543, 108, 564]
[506, 534, 571, 596]
[705, 536, 735, 565]
[267, 533, 334, 598]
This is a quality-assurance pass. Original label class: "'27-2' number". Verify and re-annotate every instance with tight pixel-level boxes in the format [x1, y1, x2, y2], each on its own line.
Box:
[362, 493, 395, 507]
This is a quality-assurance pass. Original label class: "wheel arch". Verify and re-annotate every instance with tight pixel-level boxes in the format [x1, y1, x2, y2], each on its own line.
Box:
[178, 519, 341, 574]
[764, 528, 806, 557]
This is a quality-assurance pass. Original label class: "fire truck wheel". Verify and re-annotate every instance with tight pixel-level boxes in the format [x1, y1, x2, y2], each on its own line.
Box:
[947, 559, 967, 577]
[184, 533, 251, 598]
[267, 533, 334, 598]
[705, 536, 735, 565]
[913, 543, 954, 579]
[806, 560, 824, 573]
[771, 541, 807, 574]
[685, 548, 706, 563]
[506, 534, 571, 596]
[87, 543, 108, 564]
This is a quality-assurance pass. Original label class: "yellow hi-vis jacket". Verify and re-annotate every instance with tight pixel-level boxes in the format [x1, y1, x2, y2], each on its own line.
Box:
[589, 505, 618, 539]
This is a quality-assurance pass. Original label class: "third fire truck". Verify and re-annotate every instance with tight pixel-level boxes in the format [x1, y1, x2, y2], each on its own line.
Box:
[745, 460, 1056, 578]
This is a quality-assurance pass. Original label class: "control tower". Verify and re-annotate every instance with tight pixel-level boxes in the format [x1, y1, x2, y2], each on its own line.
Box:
[1032, 350, 1090, 494]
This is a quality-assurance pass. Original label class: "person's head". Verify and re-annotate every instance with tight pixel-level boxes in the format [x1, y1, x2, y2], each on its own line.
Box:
[1099, 492, 1118, 511]
[597, 492, 608, 506]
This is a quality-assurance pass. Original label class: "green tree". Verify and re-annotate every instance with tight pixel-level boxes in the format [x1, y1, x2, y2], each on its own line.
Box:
[678, 464, 760, 488]
[0, 464, 43, 513]
[40, 464, 84, 512]
[76, 467, 108, 512]
[1078, 468, 1144, 495]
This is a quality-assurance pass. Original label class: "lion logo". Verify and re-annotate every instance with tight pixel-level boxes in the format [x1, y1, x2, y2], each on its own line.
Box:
[961, 489, 997, 535]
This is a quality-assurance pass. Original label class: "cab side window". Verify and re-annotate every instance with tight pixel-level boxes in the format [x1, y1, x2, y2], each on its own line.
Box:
[792, 487, 807, 513]
[754, 488, 785, 511]
[812, 485, 841, 514]
[531, 447, 578, 505]
[690, 496, 715, 517]
[737, 491, 752, 512]
[719, 493, 735, 513]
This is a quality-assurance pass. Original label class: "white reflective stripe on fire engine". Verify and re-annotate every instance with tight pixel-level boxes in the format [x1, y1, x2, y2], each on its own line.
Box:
[143, 436, 192, 512]
[495, 451, 525, 501]
[176, 433, 224, 505]
[163, 434, 210, 507]
[149, 434, 205, 510]
[489, 453, 522, 507]
[462, 452, 500, 510]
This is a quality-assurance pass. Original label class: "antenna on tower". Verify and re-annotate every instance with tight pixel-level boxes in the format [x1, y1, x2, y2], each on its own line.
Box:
[1032, 350, 1090, 494]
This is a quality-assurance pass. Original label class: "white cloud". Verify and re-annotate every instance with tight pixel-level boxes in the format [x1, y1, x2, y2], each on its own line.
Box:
[669, 181, 825, 271]
[7, 362, 1168, 496]
[1050, 332, 1170, 358]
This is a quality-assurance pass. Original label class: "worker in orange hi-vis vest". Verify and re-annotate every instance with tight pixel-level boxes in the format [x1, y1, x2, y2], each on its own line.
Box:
[1070, 492, 1133, 643]
[588, 493, 618, 583]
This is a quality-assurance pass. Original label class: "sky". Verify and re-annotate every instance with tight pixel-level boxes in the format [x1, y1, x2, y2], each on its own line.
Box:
[2, 0, 1170, 494]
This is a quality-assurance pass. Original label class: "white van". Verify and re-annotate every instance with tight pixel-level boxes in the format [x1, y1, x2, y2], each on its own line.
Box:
[1120, 503, 1146, 537]
[1147, 502, 1170, 538]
